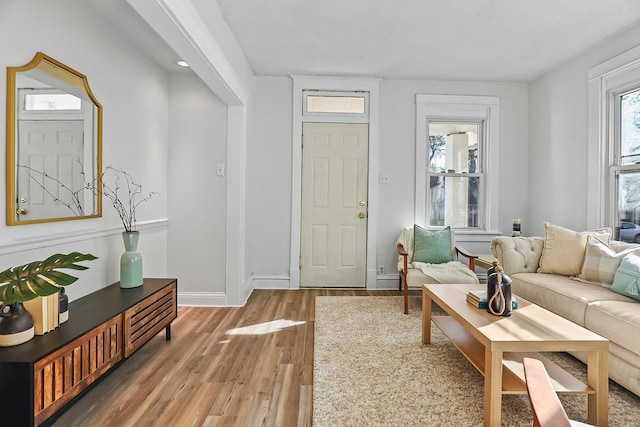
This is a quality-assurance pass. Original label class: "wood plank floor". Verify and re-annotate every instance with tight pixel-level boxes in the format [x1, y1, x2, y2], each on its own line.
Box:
[52, 288, 410, 427]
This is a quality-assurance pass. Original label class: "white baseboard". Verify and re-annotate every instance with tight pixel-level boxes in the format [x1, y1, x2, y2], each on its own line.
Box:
[242, 278, 253, 306]
[367, 268, 378, 288]
[374, 274, 400, 290]
[178, 273, 404, 307]
[178, 291, 227, 307]
[250, 274, 291, 289]
[250, 273, 397, 290]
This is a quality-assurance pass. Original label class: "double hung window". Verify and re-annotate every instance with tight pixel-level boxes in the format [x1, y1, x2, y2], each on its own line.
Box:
[415, 95, 499, 232]
[588, 47, 640, 239]
[612, 87, 640, 241]
[427, 121, 483, 227]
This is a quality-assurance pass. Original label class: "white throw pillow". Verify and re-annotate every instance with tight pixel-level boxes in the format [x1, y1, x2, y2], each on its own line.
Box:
[537, 222, 611, 276]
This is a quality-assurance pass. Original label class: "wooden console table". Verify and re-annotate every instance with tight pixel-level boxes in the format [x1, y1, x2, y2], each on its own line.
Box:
[0, 278, 177, 426]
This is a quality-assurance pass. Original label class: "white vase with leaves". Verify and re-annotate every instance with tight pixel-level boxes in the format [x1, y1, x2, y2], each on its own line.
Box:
[102, 166, 157, 289]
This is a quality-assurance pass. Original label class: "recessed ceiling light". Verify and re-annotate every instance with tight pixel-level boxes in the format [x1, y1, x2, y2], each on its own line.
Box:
[177, 60, 189, 68]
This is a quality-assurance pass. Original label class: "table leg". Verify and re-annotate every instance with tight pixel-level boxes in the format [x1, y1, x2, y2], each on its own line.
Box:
[587, 348, 608, 426]
[484, 349, 503, 427]
[422, 287, 432, 345]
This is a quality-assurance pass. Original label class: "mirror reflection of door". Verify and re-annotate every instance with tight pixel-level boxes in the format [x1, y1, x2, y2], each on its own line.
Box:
[16, 88, 88, 221]
[300, 122, 369, 288]
[17, 120, 85, 219]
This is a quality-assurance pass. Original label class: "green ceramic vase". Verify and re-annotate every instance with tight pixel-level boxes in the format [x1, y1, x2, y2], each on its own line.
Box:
[120, 231, 143, 288]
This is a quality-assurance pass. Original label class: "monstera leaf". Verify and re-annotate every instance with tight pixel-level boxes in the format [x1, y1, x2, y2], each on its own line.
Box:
[0, 252, 98, 303]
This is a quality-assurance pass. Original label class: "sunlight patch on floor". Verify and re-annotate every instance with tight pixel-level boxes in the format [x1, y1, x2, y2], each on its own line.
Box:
[226, 319, 306, 336]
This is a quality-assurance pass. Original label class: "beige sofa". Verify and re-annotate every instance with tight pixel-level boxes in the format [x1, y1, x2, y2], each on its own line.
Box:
[491, 235, 640, 397]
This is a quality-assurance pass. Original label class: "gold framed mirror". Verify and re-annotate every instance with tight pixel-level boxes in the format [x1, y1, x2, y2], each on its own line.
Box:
[6, 52, 102, 225]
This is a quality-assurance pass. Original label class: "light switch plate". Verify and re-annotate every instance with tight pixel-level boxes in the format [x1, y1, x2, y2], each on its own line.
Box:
[216, 164, 225, 176]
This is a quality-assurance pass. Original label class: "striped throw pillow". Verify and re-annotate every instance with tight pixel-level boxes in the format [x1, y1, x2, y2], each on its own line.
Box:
[576, 236, 640, 287]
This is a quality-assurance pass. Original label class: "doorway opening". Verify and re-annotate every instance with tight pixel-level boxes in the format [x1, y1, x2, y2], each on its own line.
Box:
[291, 77, 380, 290]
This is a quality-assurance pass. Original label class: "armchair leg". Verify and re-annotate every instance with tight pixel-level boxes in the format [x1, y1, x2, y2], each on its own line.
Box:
[402, 273, 409, 315]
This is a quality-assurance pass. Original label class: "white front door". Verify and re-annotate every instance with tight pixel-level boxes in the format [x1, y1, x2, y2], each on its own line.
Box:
[17, 119, 85, 220]
[300, 122, 369, 287]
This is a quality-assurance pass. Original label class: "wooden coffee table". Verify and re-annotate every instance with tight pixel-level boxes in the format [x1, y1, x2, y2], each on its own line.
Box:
[422, 283, 609, 427]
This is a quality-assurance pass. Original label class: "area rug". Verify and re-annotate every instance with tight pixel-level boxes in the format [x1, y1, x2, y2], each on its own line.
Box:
[313, 296, 640, 426]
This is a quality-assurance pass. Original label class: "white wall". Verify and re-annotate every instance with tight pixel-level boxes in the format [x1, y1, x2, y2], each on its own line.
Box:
[246, 77, 528, 286]
[378, 80, 529, 276]
[245, 77, 293, 287]
[529, 25, 640, 237]
[0, 0, 170, 301]
[167, 74, 228, 304]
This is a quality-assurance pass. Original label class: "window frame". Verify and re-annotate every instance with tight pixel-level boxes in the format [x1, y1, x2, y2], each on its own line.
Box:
[587, 45, 640, 231]
[415, 94, 499, 234]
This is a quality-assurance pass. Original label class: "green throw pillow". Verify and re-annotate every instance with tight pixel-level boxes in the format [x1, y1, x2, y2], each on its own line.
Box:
[610, 252, 640, 300]
[413, 225, 453, 264]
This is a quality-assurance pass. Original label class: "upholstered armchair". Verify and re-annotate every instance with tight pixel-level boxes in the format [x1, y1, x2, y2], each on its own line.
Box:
[397, 225, 479, 314]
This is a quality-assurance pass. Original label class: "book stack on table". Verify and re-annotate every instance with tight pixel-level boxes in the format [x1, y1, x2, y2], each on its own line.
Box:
[466, 289, 518, 310]
[23, 294, 59, 335]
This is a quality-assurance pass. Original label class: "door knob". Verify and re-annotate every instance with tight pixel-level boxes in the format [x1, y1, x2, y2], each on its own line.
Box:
[358, 212, 367, 218]
[359, 200, 366, 206]
[16, 208, 27, 215]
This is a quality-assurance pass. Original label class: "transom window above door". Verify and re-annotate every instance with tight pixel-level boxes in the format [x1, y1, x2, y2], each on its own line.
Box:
[302, 90, 368, 119]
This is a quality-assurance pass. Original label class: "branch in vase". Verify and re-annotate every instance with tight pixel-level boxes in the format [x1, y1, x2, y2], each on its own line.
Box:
[101, 166, 158, 232]
[16, 163, 96, 216]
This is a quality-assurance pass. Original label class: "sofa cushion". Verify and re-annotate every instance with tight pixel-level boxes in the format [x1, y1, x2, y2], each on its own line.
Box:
[404, 267, 442, 287]
[510, 272, 628, 326]
[413, 225, 453, 264]
[576, 236, 639, 287]
[610, 240, 640, 253]
[610, 251, 640, 301]
[403, 263, 478, 287]
[537, 222, 611, 277]
[585, 300, 640, 356]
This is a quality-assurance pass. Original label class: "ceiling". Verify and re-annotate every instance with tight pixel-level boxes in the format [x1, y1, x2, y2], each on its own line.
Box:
[214, 0, 640, 82]
[87, 0, 192, 74]
[93, 0, 640, 83]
